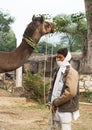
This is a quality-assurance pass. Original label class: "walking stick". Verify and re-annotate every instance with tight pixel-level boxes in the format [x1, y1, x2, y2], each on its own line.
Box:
[47, 104, 55, 130]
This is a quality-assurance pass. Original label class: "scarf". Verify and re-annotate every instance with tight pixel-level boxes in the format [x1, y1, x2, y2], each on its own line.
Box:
[51, 51, 71, 103]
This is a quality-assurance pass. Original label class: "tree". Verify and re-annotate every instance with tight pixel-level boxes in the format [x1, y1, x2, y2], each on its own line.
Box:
[0, 11, 16, 51]
[53, 13, 87, 52]
[0, 29, 16, 51]
[82, 0, 92, 74]
[59, 33, 83, 52]
[71, 13, 87, 55]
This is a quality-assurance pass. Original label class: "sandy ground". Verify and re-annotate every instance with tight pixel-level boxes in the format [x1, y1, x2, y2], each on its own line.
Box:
[0, 96, 92, 130]
[0, 97, 49, 130]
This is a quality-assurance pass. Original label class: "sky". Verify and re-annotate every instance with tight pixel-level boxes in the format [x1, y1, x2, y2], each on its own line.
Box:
[0, 0, 85, 45]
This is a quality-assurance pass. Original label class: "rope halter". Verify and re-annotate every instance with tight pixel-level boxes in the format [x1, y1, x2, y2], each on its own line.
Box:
[23, 36, 37, 49]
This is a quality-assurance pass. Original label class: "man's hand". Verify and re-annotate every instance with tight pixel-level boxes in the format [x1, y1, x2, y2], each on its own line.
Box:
[45, 102, 51, 110]
[51, 105, 57, 113]
[46, 102, 57, 113]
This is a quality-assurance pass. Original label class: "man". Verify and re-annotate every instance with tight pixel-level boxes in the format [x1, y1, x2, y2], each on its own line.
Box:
[47, 48, 80, 130]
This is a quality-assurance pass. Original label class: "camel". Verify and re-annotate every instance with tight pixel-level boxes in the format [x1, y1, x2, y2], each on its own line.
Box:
[0, 15, 55, 73]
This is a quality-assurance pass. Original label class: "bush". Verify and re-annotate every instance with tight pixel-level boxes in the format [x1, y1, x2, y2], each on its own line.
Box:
[84, 90, 92, 101]
[23, 71, 49, 103]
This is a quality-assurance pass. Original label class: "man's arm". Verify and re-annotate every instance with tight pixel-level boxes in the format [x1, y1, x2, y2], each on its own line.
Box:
[53, 68, 79, 107]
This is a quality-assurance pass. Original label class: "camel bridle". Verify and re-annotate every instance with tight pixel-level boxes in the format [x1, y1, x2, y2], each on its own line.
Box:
[23, 36, 37, 49]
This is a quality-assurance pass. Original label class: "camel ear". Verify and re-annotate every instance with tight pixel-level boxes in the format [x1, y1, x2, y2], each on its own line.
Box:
[40, 15, 44, 23]
[32, 15, 35, 22]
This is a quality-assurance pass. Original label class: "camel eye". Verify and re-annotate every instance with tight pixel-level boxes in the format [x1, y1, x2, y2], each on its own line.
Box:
[45, 22, 50, 28]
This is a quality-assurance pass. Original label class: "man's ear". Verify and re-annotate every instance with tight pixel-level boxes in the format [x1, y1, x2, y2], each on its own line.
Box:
[62, 55, 65, 61]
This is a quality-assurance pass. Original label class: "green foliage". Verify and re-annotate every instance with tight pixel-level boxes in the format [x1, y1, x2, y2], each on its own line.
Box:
[84, 91, 92, 99]
[71, 12, 85, 23]
[71, 13, 87, 34]
[33, 14, 52, 21]
[0, 30, 16, 51]
[53, 13, 87, 52]
[23, 71, 50, 103]
[60, 33, 83, 51]
[0, 10, 16, 51]
[53, 14, 71, 32]
[0, 11, 14, 32]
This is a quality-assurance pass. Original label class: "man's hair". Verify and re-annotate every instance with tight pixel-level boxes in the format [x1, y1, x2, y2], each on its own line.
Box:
[57, 48, 68, 57]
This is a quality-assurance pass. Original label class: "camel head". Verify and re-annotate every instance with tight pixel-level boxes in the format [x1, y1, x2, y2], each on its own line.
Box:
[23, 15, 55, 43]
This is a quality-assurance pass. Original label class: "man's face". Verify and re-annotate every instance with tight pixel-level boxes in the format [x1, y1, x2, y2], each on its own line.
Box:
[56, 53, 65, 61]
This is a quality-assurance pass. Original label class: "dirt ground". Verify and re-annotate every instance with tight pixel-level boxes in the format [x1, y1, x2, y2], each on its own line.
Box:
[0, 90, 92, 130]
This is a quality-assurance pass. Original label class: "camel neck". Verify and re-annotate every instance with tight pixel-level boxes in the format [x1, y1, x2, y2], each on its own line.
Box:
[0, 40, 34, 73]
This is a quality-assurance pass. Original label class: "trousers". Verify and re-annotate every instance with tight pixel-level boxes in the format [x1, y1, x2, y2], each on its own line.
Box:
[53, 120, 71, 130]
[48, 111, 72, 130]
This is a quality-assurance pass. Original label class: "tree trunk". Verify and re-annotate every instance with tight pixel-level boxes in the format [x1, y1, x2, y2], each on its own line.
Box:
[80, 0, 92, 74]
